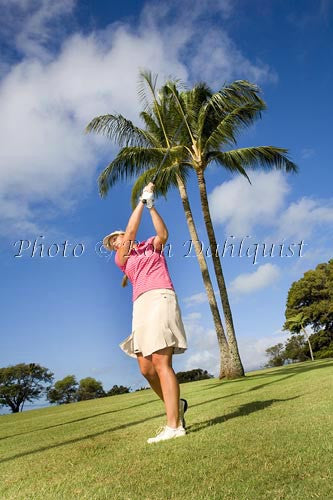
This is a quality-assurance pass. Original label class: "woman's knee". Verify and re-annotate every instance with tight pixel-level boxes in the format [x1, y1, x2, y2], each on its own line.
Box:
[151, 347, 173, 371]
[137, 354, 156, 378]
[142, 367, 157, 379]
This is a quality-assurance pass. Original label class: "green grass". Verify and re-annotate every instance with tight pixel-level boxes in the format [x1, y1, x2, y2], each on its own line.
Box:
[0, 359, 332, 500]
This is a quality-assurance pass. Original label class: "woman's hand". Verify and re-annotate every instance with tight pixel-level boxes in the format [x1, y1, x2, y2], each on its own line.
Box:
[143, 182, 155, 193]
[140, 182, 155, 208]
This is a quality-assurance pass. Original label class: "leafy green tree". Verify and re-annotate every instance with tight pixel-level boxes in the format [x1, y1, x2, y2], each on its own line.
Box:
[176, 368, 214, 383]
[265, 343, 285, 367]
[0, 363, 54, 413]
[106, 385, 130, 396]
[283, 259, 333, 334]
[307, 330, 333, 359]
[46, 375, 78, 405]
[283, 312, 314, 361]
[77, 377, 105, 401]
[86, 69, 298, 379]
[283, 334, 309, 363]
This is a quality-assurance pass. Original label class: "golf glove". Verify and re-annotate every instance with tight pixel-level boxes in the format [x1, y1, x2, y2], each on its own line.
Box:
[139, 190, 154, 208]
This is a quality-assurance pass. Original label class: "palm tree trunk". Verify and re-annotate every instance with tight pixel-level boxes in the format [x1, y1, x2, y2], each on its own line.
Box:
[196, 168, 245, 378]
[176, 173, 233, 379]
[301, 326, 314, 361]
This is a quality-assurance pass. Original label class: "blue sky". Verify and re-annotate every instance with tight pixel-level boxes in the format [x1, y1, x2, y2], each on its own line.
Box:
[1, 0, 332, 413]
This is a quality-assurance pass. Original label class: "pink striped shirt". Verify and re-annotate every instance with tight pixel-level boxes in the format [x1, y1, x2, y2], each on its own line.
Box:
[114, 235, 175, 302]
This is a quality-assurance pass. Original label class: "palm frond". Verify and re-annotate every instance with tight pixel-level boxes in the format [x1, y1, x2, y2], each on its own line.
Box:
[165, 81, 195, 143]
[137, 68, 159, 113]
[208, 146, 298, 183]
[208, 151, 253, 184]
[139, 111, 163, 142]
[85, 113, 157, 147]
[98, 145, 187, 198]
[212, 80, 264, 111]
[137, 68, 172, 146]
[130, 162, 192, 210]
[197, 80, 265, 145]
[203, 102, 266, 152]
[184, 83, 212, 128]
[163, 75, 188, 93]
[157, 84, 191, 144]
[92, 70, 195, 201]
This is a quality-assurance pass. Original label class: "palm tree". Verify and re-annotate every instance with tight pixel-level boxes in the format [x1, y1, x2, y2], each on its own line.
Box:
[283, 312, 314, 361]
[86, 73, 234, 378]
[159, 79, 299, 378]
[85, 70, 298, 378]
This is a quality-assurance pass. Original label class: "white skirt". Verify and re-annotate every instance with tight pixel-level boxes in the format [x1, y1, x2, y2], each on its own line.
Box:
[119, 288, 188, 358]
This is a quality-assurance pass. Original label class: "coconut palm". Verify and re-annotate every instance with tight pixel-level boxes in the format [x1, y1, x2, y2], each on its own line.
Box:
[157, 78, 299, 377]
[283, 312, 314, 361]
[85, 70, 298, 378]
[86, 75, 234, 378]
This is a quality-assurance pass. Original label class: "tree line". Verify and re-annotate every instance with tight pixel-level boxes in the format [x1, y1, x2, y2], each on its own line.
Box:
[265, 329, 332, 367]
[0, 364, 213, 414]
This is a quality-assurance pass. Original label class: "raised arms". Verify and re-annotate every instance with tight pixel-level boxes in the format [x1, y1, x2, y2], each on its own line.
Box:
[149, 206, 169, 251]
[117, 199, 145, 265]
[117, 182, 168, 263]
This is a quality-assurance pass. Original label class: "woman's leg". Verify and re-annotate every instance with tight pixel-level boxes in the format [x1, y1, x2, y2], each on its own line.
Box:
[151, 347, 181, 429]
[136, 353, 164, 402]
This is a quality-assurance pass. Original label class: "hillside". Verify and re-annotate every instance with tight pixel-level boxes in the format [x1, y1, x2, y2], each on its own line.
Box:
[1, 359, 332, 499]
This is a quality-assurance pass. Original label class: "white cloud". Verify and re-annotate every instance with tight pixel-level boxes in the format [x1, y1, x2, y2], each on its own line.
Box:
[141, 0, 233, 34]
[229, 263, 280, 294]
[183, 292, 208, 307]
[209, 170, 290, 236]
[0, 13, 187, 237]
[208, 170, 333, 251]
[182, 315, 220, 376]
[183, 312, 203, 321]
[0, 0, 279, 239]
[190, 29, 278, 89]
[286, 236, 333, 279]
[0, 0, 76, 61]
[183, 289, 219, 307]
[275, 196, 333, 240]
[182, 313, 291, 375]
[142, 0, 277, 88]
[238, 329, 290, 372]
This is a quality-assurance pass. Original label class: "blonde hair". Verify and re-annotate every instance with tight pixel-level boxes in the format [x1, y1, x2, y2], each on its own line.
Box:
[103, 230, 129, 287]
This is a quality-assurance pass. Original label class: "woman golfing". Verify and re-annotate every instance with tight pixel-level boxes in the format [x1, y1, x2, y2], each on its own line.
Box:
[103, 182, 188, 443]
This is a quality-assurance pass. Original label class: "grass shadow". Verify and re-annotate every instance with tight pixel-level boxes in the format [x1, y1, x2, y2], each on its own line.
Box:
[0, 398, 159, 441]
[0, 388, 305, 464]
[186, 395, 302, 434]
[202, 359, 333, 390]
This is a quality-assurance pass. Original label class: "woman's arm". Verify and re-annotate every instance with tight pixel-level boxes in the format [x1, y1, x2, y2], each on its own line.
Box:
[149, 206, 168, 251]
[125, 199, 145, 238]
[118, 200, 145, 261]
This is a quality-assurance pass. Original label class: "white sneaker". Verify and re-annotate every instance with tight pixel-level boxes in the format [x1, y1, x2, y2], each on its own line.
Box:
[147, 424, 186, 444]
